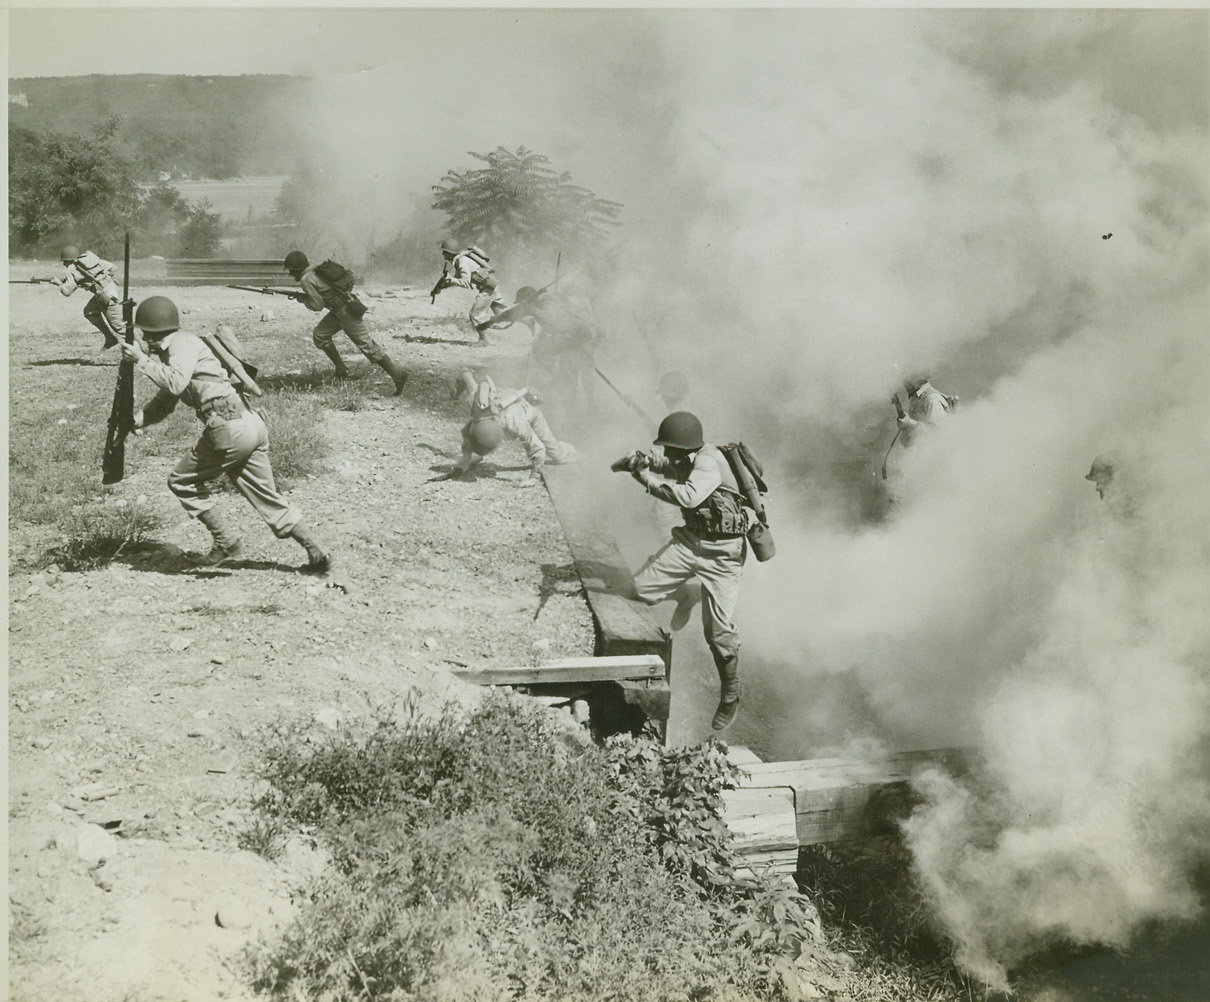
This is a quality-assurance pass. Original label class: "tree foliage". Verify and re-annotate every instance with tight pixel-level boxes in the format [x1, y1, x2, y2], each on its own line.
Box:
[9, 118, 223, 258]
[431, 146, 622, 266]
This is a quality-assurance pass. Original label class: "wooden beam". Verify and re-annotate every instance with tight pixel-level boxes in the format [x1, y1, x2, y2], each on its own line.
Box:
[451, 654, 665, 686]
[541, 466, 670, 666]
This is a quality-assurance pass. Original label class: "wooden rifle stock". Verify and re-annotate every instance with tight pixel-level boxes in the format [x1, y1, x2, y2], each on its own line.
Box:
[102, 234, 135, 484]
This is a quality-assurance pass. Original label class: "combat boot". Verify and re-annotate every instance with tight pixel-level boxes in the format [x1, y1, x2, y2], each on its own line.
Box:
[378, 354, 409, 396]
[711, 654, 742, 731]
[289, 523, 332, 574]
[189, 509, 244, 567]
[100, 330, 120, 350]
[320, 343, 355, 379]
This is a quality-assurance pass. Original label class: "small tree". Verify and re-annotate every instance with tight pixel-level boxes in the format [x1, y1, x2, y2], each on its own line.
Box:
[9, 117, 143, 257]
[431, 146, 622, 269]
[177, 199, 223, 257]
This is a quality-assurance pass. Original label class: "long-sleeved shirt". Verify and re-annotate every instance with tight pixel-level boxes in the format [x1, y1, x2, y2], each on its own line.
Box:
[297, 266, 350, 312]
[442, 252, 486, 289]
[135, 331, 237, 424]
[899, 382, 953, 446]
[57, 251, 118, 298]
[461, 372, 554, 466]
[637, 445, 739, 510]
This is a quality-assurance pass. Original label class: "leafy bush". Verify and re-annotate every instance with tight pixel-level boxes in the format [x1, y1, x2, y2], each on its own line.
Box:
[431, 147, 622, 270]
[242, 694, 820, 1002]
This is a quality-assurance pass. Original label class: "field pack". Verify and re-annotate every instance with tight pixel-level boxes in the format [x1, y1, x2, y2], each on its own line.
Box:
[463, 245, 491, 269]
[202, 327, 263, 397]
[720, 442, 776, 562]
[313, 259, 368, 318]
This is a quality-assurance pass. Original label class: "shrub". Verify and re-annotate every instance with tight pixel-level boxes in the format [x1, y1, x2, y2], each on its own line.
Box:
[242, 694, 819, 1002]
[253, 388, 329, 484]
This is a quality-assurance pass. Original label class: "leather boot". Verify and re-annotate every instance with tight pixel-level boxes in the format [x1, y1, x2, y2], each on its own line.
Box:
[289, 523, 332, 574]
[711, 654, 742, 731]
[378, 354, 409, 396]
[320, 343, 355, 379]
[189, 509, 244, 566]
[100, 329, 120, 349]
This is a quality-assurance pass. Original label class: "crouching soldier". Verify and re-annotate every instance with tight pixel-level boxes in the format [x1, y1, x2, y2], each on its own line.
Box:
[284, 250, 408, 394]
[448, 369, 577, 479]
[119, 295, 332, 572]
[51, 244, 124, 349]
[620, 412, 749, 731]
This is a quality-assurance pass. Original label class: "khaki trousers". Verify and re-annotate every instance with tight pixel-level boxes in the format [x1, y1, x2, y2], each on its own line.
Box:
[169, 408, 302, 538]
[634, 526, 746, 663]
[312, 304, 386, 365]
[84, 292, 123, 339]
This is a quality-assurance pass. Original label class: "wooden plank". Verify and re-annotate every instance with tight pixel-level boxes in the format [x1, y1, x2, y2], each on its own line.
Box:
[737, 748, 970, 848]
[451, 654, 665, 686]
[541, 465, 668, 663]
[720, 785, 798, 873]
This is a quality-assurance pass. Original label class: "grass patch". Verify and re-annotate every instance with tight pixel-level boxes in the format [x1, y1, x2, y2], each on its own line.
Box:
[799, 840, 986, 1001]
[241, 692, 821, 1002]
[48, 497, 162, 571]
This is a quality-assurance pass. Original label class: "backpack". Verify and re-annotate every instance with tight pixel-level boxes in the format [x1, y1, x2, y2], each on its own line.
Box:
[202, 328, 263, 398]
[313, 259, 368, 318]
[463, 245, 491, 269]
[720, 442, 776, 562]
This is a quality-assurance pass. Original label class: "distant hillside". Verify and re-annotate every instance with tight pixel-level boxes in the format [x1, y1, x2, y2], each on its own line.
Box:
[9, 74, 308, 180]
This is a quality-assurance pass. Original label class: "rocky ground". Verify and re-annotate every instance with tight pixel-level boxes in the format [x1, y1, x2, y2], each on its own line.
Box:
[7, 273, 615, 1001]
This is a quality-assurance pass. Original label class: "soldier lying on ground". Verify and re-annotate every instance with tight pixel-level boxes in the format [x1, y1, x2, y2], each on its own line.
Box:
[119, 295, 331, 573]
[51, 244, 124, 350]
[443, 369, 577, 481]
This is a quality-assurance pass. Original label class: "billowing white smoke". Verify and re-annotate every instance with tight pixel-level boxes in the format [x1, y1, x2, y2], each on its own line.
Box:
[616, 8, 1210, 985]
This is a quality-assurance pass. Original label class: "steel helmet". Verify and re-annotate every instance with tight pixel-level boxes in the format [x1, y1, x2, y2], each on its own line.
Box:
[657, 370, 689, 399]
[477, 273, 498, 291]
[60, 245, 81, 262]
[134, 296, 181, 333]
[1085, 455, 1115, 481]
[283, 250, 309, 272]
[654, 411, 704, 451]
[514, 285, 539, 304]
[440, 237, 461, 255]
[464, 417, 505, 456]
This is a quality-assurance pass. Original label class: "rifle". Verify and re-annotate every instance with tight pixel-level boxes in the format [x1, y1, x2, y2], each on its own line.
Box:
[227, 284, 305, 302]
[880, 394, 908, 480]
[9, 277, 55, 285]
[593, 366, 656, 431]
[102, 234, 135, 484]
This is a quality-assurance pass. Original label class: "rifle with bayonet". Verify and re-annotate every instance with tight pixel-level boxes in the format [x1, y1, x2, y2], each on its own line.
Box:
[594, 366, 657, 432]
[228, 284, 306, 303]
[9, 277, 55, 285]
[102, 234, 136, 485]
[880, 393, 908, 480]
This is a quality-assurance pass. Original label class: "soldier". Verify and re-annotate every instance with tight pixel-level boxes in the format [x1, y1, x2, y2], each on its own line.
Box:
[431, 238, 500, 342]
[50, 244, 123, 349]
[508, 285, 604, 417]
[446, 369, 577, 480]
[284, 250, 408, 394]
[656, 370, 691, 414]
[1085, 454, 1116, 500]
[620, 411, 750, 731]
[896, 373, 957, 447]
[119, 295, 331, 572]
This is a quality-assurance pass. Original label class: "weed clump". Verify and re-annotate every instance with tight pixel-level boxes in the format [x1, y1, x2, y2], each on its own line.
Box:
[243, 692, 820, 1001]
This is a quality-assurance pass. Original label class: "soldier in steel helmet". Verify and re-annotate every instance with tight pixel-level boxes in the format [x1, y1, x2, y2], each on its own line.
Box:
[431, 238, 501, 343]
[118, 295, 332, 572]
[443, 369, 577, 481]
[283, 250, 408, 394]
[619, 411, 750, 731]
[50, 244, 124, 350]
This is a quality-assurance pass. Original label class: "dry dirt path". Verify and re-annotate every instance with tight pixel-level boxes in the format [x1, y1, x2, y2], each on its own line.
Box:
[7, 280, 598, 1001]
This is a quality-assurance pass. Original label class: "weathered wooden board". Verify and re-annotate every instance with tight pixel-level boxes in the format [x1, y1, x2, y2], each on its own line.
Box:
[731, 748, 969, 850]
[542, 465, 670, 666]
[451, 654, 665, 686]
[720, 785, 798, 874]
[145, 259, 295, 287]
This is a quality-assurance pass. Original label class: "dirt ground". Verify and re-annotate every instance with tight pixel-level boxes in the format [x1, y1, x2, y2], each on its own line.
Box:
[6, 273, 628, 1001]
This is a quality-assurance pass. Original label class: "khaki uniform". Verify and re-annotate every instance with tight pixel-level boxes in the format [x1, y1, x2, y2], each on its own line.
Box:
[136, 332, 302, 537]
[633, 445, 748, 667]
[56, 251, 123, 343]
[454, 372, 577, 473]
[299, 267, 386, 365]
